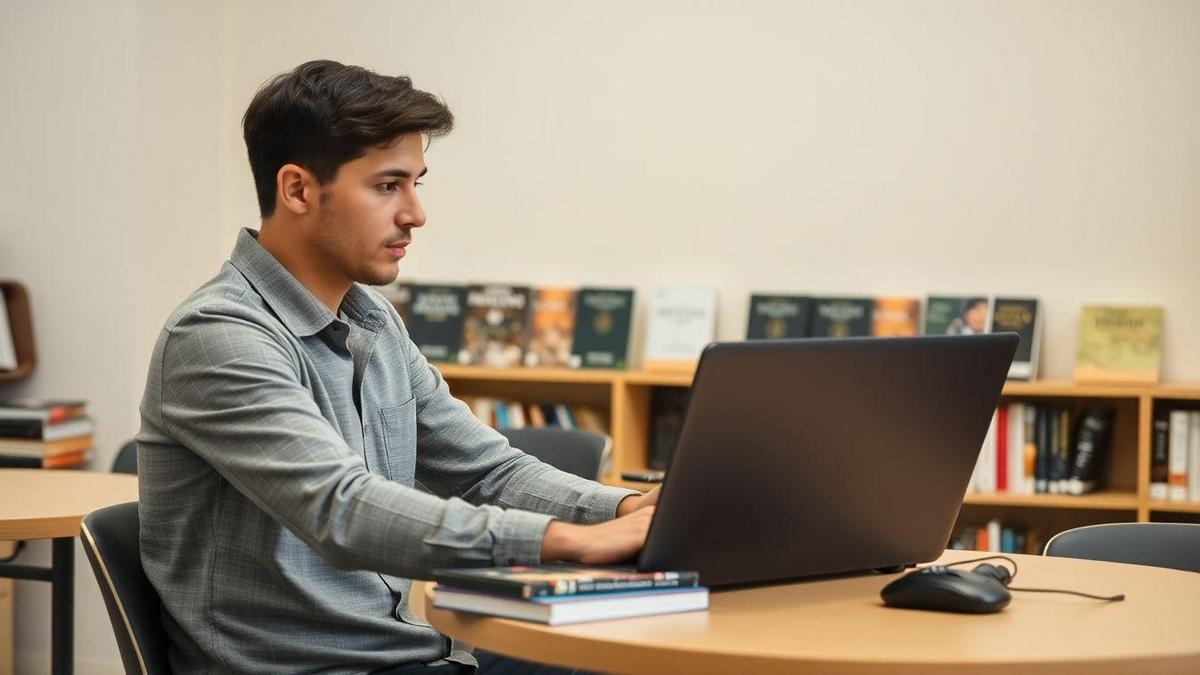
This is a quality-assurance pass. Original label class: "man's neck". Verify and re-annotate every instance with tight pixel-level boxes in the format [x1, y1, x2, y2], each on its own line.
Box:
[257, 221, 350, 315]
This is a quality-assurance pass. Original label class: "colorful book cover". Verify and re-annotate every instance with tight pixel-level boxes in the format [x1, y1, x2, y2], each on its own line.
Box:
[643, 287, 717, 365]
[746, 294, 811, 340]
[991, 298, 1041, 380]
[871, 297, 920, 337]
[524, 288, 576, 368]
[458, 284, 532, 367]
[404, 285, 468, 363]
[923, 296, 992, 335]
[1074, 306, 1163, 385]
[433, 564, 700, 599]
[570, 288, 634, 369]
[808, 298, 872, 338]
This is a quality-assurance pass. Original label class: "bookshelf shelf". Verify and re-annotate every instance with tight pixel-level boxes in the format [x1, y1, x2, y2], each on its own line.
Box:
[1148, 501, 1200, 514]
[962, 491, 1138, 510]
[434, 362, 1200, 528]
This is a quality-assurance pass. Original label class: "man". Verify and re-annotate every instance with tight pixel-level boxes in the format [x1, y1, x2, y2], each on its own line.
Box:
[138, 60, 658, 674]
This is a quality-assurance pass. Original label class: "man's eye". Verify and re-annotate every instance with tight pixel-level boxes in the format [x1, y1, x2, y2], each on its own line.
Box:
[377, 183, 398, 193]
[414, 181, 424, 188]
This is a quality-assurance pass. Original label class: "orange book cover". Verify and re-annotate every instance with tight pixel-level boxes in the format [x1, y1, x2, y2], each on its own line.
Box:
[871, 297, 920, 336]
[524, 288, 576, 368]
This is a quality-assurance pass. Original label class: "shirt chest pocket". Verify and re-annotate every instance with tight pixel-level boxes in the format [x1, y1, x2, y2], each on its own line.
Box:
[377, 397, 417, 486]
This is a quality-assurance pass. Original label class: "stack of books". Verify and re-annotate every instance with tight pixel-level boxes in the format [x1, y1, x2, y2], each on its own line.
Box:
[431, 565, 708, 625]
[0, 399, 93, 469]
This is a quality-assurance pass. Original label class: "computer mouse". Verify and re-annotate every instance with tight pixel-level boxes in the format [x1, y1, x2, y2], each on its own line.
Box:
[880, 565, 1011, 614]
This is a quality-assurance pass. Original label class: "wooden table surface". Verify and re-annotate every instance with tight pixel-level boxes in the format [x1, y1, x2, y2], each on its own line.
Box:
[0, 469, 139, 540]
[425, 549, 1200, 674]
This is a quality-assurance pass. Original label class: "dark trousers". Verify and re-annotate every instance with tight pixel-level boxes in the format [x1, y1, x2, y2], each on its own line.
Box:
[371, 650, 593, 674]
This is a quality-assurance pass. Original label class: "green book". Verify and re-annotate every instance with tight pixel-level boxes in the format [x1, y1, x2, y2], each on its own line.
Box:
[1074, 306, 1163, 385]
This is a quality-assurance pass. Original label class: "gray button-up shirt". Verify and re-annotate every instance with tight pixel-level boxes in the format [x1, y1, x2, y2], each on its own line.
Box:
[138, 228, 637, 674]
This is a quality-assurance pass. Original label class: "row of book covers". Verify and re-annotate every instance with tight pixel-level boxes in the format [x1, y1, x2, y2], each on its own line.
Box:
[949, 520, 1040, 555]
[1150, 407, 1200, 503]
[967, 404, 1116, 497]
[0, 400, 93, 469]
[383, 282, 1166, 384]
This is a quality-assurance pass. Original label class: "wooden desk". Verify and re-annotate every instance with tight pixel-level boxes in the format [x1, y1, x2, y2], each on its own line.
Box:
[425, 549, 1200, 674]
[0, 469, 138, 675]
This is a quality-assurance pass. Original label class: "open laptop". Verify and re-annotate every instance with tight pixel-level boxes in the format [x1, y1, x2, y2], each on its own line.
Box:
[637, 334, 1018, 587]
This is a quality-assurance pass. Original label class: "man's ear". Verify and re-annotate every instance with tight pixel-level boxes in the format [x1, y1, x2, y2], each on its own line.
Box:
[276, 163, 318, 216]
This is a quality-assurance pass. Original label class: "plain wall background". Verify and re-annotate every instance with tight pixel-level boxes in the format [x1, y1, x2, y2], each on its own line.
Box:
[1, 0, 1197, 670]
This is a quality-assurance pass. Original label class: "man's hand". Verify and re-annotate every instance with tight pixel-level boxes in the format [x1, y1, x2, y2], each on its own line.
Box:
[540, 507, 654, 565]
[615, 486, 660, 517]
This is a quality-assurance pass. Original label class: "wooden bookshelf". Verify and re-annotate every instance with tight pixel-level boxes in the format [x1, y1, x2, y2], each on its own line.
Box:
[434, 363, 1200, 527]
[0, 281, 35, 382]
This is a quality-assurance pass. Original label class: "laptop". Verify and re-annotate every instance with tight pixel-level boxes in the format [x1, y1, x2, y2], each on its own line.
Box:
[637, 334, 1018, 587]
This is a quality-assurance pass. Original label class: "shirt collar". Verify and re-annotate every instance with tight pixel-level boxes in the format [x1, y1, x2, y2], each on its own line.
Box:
[229, 228, 388, 338]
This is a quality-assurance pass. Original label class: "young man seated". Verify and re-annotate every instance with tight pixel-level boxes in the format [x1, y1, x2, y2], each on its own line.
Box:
[137, 60, 659, 675]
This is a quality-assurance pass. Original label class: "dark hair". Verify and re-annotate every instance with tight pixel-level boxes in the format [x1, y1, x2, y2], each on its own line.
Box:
[242, 60, 454, 217]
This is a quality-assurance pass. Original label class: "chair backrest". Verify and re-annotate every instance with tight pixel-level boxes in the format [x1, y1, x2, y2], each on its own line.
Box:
[80, 502, 172, 675]
[111, 440, 138, 474]
[1044, 522, 1200, 573]
[499, 427, 611, 481]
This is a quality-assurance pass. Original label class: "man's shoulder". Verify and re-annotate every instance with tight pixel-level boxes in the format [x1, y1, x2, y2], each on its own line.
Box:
[160, 262, 278, 338]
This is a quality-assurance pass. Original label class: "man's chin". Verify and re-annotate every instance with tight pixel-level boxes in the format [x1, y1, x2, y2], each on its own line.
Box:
[359, 264, 401, 288]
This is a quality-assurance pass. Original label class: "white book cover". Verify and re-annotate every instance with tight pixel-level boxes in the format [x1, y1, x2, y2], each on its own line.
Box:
[976, 412, 998, 494]
[986, 519, 1002, 553]
[1006, 404, 1025, 494]
[643, 287, 717, 364]
[1189, 411, 1200, 502]
[433, 586, 709, 626]
[0, 292, 16, 370]
[1168, 410, 1190, 502]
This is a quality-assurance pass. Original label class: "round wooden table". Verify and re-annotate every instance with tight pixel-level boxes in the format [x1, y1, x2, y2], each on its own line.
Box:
[425, 549, 1200, 674]
[0, 469, 139, 675]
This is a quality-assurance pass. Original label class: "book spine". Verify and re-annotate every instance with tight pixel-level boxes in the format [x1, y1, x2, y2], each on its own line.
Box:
[1067, 407, 1112, 495]
[1150, 410, 1171, 501]
[1022, 405, 1036, 495]
[1190, 411, 1200, 502]
[1167, 411, 1190, 502]
[1055, 407, 1071, 494]
[996, 406, 1008, 493]
[0, 420, 44, 439]
[1034, 405, 1048, 494]
[437, 573, 701, 599]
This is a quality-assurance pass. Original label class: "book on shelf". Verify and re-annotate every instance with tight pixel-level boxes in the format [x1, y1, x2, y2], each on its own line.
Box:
[991, 297, 1041, 380]
[1190, 411, 1200, 502]
[1167, 410, 1190, 502]
[0, 290, 16, 370]
[460, 397, 608, 435]
[524, 288, 576, 368]
[745, 294, 811, 340]
[0, 434, 93, 458]
[398, 284, 468, 363]
[0, 449, 90, 469]
[432, 565, 700, 599]
[570, 288, 634, 369]
[923, 296, 992, 336]
[643, 287, 717, 368]
[808, 297, 872, 338]
[1067, 407, 1114, 495]
[432, 585, 708, 626]
[949, 519, 1039, 555]
[0, 416, 94, 441]
[0, 399, 87, 424]
[458, 284, 531, 368]
[1074, 305, 1163, 385]
[1150, 410, 1170, 501]
[871, 297, 920, 337]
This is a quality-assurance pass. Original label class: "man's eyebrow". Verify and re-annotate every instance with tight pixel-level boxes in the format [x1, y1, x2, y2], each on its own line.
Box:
[373, 167, 429, 179]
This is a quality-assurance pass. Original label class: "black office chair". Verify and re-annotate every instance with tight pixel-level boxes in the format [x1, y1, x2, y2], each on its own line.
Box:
[80, 502, 172, 675]
[1043, 522, 1200, 573]
[499, 427, 611, 481]
[111, 440, 138, 475]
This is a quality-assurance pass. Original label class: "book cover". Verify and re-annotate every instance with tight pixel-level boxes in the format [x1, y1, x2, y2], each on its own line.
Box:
[433, 565, 700, 599]
[991, 298, 1041, 380]
[570, 288, 634, 369]
[808, 298, 872, 338]
[404, 285, 468, 363]
[871, 297, 920, 337]
[378, 281, 412, 324]
[1034, 405, 1049, 494]
[524, 288, 576, 368]
[1149, 409, 1170, 501]
[643, 288, 717, 366]
[458, 284, 532, 368]
[1067, 407, 1114, 495]
[1167, 410, 1191, 502]
[1006, 403, 1026, 495]
[745, 294, 811, 340]
[1074, 306, 1163, 385]
[923, 296, 992, 335]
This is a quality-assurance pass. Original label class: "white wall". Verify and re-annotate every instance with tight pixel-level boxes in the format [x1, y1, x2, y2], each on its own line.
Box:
[0, 0, 1197, 671]
[221, 0, 1200, 379]
[0, 0, 220, 671]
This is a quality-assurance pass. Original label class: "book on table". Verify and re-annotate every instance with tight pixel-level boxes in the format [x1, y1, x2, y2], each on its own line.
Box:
[431, 565, 707, 625]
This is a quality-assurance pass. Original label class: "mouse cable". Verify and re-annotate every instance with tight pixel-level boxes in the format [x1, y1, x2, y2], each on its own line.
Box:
[939, 554, 1124, 602]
